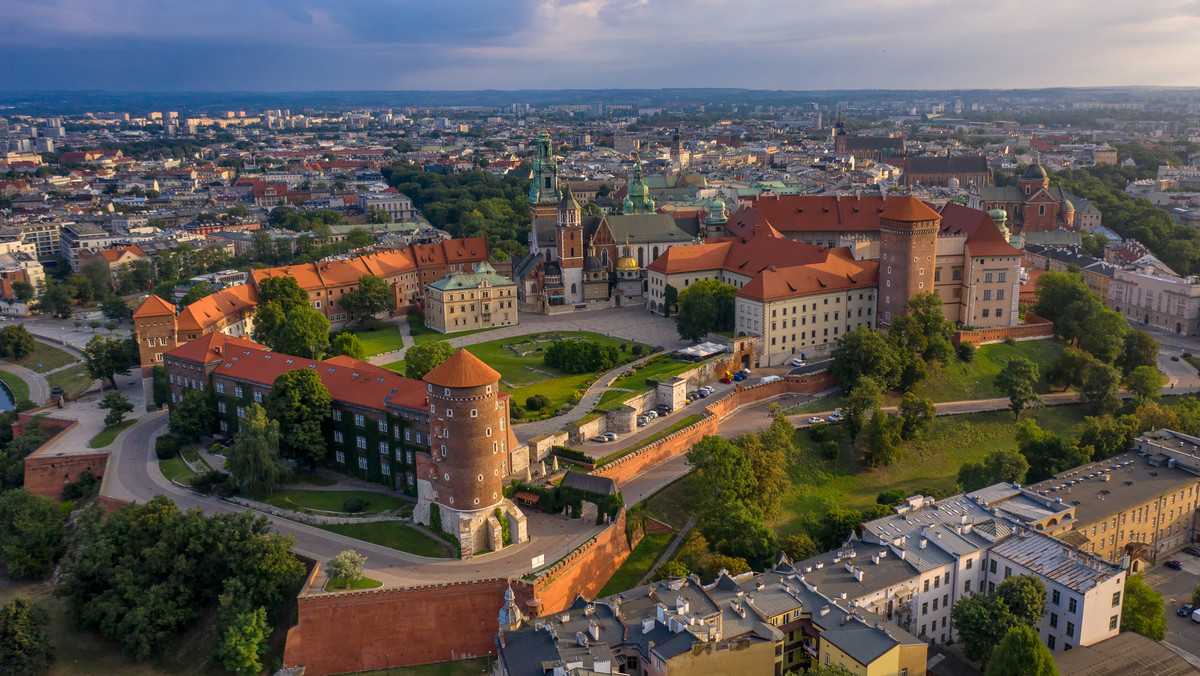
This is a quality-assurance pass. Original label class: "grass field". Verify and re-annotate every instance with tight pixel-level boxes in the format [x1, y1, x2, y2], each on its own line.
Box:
[353, 324, 407, 355]
[88, 418, 136, 448]
[388, 331, 649, 416]
[0, 367, 31, 405]
[263, 489, 408, 514]
[593, 389, 635, 413]
[324, 576, 384, 592]
[341, 656, 494, 676]
[597, 533, 672, 597]
[291, 472, 338, 487]
[787, 339, 1067, 414]
[0, 581, 225, 676]
[2, 341, 77, 373]
[47, 363, 94, 398]
[646, 404, 1093, 539]
[609, 355, 695, 393]
[406, 314, 504, 346]
[317, 521, 451, 558]
[159, 455, 198, 483]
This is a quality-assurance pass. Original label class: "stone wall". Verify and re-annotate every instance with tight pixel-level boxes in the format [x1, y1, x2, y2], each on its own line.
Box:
[954, 313, 1054, 346]
[528, 509, 631, 614]
[25, 451, 108, 500]
[590, 416, 719, 484]
[527, 431, 569, 463]
[569, 414, 607, 443]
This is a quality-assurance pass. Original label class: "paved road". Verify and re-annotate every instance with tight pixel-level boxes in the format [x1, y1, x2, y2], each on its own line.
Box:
[1143, 557, 1200, 669]
[0, 362, 49, 406]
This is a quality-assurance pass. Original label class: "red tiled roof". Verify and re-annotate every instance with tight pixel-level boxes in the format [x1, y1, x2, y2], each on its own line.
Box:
[879, 196, 942, 222]
[423, 349, 501, 389]
[646, 233, 826, 277]
[938, 203, 1021, 257]
[165, 333, 268, 364]
[176, 284, 258, 332]
[745, 194, 911, 234]
[735, 248, 879, 302]
[133, 294, 176, 318]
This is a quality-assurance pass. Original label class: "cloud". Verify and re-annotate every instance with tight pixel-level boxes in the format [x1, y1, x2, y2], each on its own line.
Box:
[0, 0, 1196, 90]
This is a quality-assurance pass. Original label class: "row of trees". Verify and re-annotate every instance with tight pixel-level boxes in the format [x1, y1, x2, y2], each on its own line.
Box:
[543, 340, 621, 374]
[831, 292, 956, 395]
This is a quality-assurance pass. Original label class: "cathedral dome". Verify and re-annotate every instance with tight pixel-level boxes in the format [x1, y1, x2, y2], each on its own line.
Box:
[616, 251, 639, 271]
[584, 253, 604, 271]
[988, 207, 1008, 222]
[1021, 162, 1048, 182]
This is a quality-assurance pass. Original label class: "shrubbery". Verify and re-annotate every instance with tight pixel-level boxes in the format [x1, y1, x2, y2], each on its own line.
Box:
[154, 434, 179, 460]
[342, 497, 368, 513]
[544, 340, 619, 374]
[190, 469, 236, 496]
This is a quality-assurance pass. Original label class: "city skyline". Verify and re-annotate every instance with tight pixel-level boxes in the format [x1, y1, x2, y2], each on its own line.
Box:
[2, 0, 1199, 92]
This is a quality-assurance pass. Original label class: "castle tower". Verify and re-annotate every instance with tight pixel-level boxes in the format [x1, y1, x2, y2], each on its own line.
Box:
[557, 188, 584, 302]
[528, 128, 560, 224]
[417, 349, 525, 556]
[132, 294, 178, 375]
[876, 196, 942, 328]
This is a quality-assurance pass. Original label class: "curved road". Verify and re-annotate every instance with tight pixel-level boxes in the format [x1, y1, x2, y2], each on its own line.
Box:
[0, 362, 48, 406]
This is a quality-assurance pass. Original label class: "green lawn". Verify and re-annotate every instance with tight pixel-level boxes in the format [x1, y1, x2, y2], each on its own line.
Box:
[593, 389, 635, 413]
[89, 418, 136, 448]
[2, 341, 77, 373]
[599, 414, 705, 465]
[387, 331, 650, 416]
[181, 444, 214, 472]
[647, 404, 1093, 539]
[0, 367, 31, 405]
[292, 472, 338, 486]
[597, 533, 672, 597]
[407, 313, 504, 346]
[324, 576, 384, 592]
[263, 489, 409, 514]
[609, 355, 696, 393]
[159, 455, 198, 483]
[317, 521, 451, 558]
[353, 324, 407, 355]
[342, 656, 494, 676]
[47, 363, 94, 398]
[787, 339, 1067, 414]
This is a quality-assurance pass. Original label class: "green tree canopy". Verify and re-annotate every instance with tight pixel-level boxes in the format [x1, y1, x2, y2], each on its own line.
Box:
[1080, 360, 1121, 415]
[226, 403, 287, 497]
[862, 410, 903, 467]
[1125, 365, 1166, 402]
[217, 607, 270, 675]
[82, 334, 136, 390]
[327, 549, 367, 588]
[405, 340, 456, 381]
[843, 376, 884, 439]
[996, 356, 1042, 421]
[898, 392, 935, 441]
[986, 624, 1059, 676]
[329, 332, 368, 361]
[675, 279, 736, 342]
[1121, 574, 1166, 641]
[169, 388, 215, 443]
[179, 282, 217, 308]
[266, 369, 332, 470]
[271, 305, 331, 359]
[98, 391, 133, 427]
[339, 275, 395, 328]
[686, 435, 753, 510]
[831, 326, 902, 392]
[0, 597, 54, 675]
[1033, 271, 1102, 343]
[958, 448, 1030, 492]
[0, 489, 65, 579]
[995, 575, 1047, 627]
[1117, 330, 1159, 376]
[1017, 419, 1090, 483]
[0, 324, 36, 360]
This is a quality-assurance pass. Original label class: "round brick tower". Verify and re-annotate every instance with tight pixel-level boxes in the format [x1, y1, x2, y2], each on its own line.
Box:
[418, 349, 524, 556]
[876, 196, 942, 328]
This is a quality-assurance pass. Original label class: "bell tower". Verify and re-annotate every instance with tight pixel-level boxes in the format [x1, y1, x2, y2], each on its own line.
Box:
[528, 127, 559, 224]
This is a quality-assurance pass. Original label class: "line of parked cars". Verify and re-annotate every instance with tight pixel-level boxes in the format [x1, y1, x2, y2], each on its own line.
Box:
[1169, 547, 1200, 621]
[590, 432, 618, 443]
[806, 408, 843, 425]
[719, 370, 750, 385]
[637, 404, 675, 427]
[686, 385, 716, 404]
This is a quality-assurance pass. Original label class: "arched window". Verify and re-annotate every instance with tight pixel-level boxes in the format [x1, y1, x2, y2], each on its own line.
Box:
[571, 283, 577, 294]
[638, 248, 644, 267]
[601, 250, 609, 266]
[652, 246, 660, 260]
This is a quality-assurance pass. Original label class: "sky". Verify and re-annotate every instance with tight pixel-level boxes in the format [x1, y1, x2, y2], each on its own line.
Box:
[1, 0, 1198, 92]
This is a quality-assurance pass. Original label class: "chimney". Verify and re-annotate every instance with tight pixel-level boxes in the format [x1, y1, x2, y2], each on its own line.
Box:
[641, 617, 655, 634]
[920, 538, 927, 549]
[854, 569, 864, 582]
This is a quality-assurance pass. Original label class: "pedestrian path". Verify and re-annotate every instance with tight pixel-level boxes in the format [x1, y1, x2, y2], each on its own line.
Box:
[638, 516, 697, 586]
[514, 352, 661, 441]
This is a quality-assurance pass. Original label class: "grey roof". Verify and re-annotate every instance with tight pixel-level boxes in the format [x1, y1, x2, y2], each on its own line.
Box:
[498, 600, 624, 676]
[427, 262, 514, 291]
[989, 531, 1123, 593]
[602, 214, 694, 245]
[905, 155, 989, 175]
[560, 471, 618, 496]
[792, 541, 924, 600]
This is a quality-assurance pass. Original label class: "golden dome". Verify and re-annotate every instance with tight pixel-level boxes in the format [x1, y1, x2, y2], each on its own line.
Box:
[616, 254, 639, 271]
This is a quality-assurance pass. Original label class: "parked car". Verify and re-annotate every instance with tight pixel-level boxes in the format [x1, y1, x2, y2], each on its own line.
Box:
[696, 390, 708, 398]
[1180, 604, 1194, 617]
[1191, 607, 1200, 623]
[739, 368, 751, 375]
[788, 358, 806, 367]
[1166, 560, 1185, 570]
[647, 410, 658, 419]
[1172, 355, 1181, 362]
[657, 405, 673, 414]
[685, 397, 693, 404]
[719, 377, 732, 384]
[1184, 546, 1200, 557]
[591, 435, 608, 443]
[828, 410, 842, 422]
[760, 375, 782, 384]
[637, 418, 648, 427]
[808, 417, 825, 425]
[602, 432, 618, 442]
[732, 373, 745, 382]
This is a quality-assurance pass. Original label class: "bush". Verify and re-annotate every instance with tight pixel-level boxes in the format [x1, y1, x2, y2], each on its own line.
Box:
[154, 434, 179, 460]
[957, 342, 976, 363]
[525, 394, 550, 411]
[823, 440, 840, 460]
[807, 425, 827, 442]
[1004, 337, 1017, 346]
[544, 340, 620, 374]
[631, 344, 643, 357]
[62, 470, 97, 501]
[190, 469, 232, 494]
[342, 497, 368, 513]
[620, 343, 627, 352]
[511, 406, 526, 420]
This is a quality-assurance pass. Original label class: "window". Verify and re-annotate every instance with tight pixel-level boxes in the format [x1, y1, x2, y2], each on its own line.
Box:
[333, 409, 342, 422]
[982, 309, 990, 318]
[924, 580, 930, 592]
[990, 560, 998, 574]
[983, 290, 992, 301]
[998, 271, 1007, 283]
[235, 385, 243, 398]
[334, 431, 344, 443]
[216, 382, 224, 394]
[1050, 613, 1058, 628]
[380, 441, 389, 455]
[922, 602, 928, 615]
[378, 419, 387, 433]
[1068, 598, 1077, 614]
[381, 463, 391, 476]
[1048, 635, 1056, 650]
[1052, 590, 1060, 605]
[405, 428, 411, 442]
[253, 391, 263, 403]
[1066, 621, 1075, 638]
[944, 572, 950, 585]
[218, 401, 227, 414]
[358, 457, 368, 470]
[356, 435, 367, 450]
[1004, 566, 1011, 578]
[933, 598, 938, 611]
[1112, 591, 1121, 607]
[1109, 615, 1118, 631]
[934, 576, 940, 589]
[355, 414, 365, 428]
[996, 289, 1005, 300]
[236, 406, 245, 418]
[335, 451, 345, 463]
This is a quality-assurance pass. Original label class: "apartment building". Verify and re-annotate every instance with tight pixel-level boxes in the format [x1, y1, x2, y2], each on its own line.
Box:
[60, 222, 126, 271]
[1107, 265, 1200, 336]
[19, 221, 62, 259]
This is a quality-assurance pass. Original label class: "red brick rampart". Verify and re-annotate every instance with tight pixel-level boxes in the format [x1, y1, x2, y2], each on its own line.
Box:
[15, 410, 106, 501]
[953, 313, 1055, 346]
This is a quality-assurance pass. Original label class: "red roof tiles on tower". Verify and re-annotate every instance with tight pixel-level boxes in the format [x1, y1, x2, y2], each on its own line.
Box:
[423, 349, 501, 389]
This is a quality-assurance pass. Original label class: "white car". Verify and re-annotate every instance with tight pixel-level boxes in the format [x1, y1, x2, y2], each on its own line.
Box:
[808, 417, 825, 425]
[788, 358, 806, 367]
[828, 410, 842, 422]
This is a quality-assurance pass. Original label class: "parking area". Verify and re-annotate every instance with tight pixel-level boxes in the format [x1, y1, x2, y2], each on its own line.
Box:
[1145, 555, 1200, 662]
[581, 381, 737, 456]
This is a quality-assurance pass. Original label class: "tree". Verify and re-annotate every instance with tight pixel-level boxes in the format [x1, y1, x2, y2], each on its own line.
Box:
[1125, 365, 1166, 402]
[831, 326, 902, 391]
[405, 340, 456, 381]
[1034, 271, 1103, 343]
[898, 392, 935, 441]
[218, 606, 270, 674]
[996, 356, 1041, 420]
[82, 334, 134, 389]
[1046, 347, 1096, 391]
[1077, 307, 1126, 363]
[1017, 419, 1089, 483]
[686, 435, 753, 510]
[99, 296, 131, 322]
[675, 279, 736, 342]
[890, 292, 954, 363]
[327, 549, 367, 588]
[266, 369, 332, 470]
[843, 376, 884, 439]
[251, 276, 310, 346]
[11, 280, 34, 302]
[958, 448, 1030, 492]
[0, 324, 36, 359]
[169, 388, 214, 442]
[1080, 361, 1121, 414]
[272, 305, 331, 359]
[782, 533, 818, 561]
[81, 259, 113, 297]
[98, 391, 133, 427]
[37, 281, 74, 318]
[544, 340, 619, 373]
[339, 275, 394, 328]
[0, 598, 54, 675]
[0, 490, 65, 579]
[986, 625, 1058, 676]
[1117, 329, 1159, 376]
[151, 365, 170, 408]
[708, 554, 751, 577]
[328, 332, 367, 361]
[179, 282, 217, 308]
[995, 575, 1047, 627]
[952, 593, 1017, 669]
[226, 404, 287, 497]
[861, 410, 903, 467]
[738, 431, 789, 518]
[697, 500, 778, 570]
[1121, 574, 1166, 641]
[250, 229, 276, 263]
[662, 284, 678, 317]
